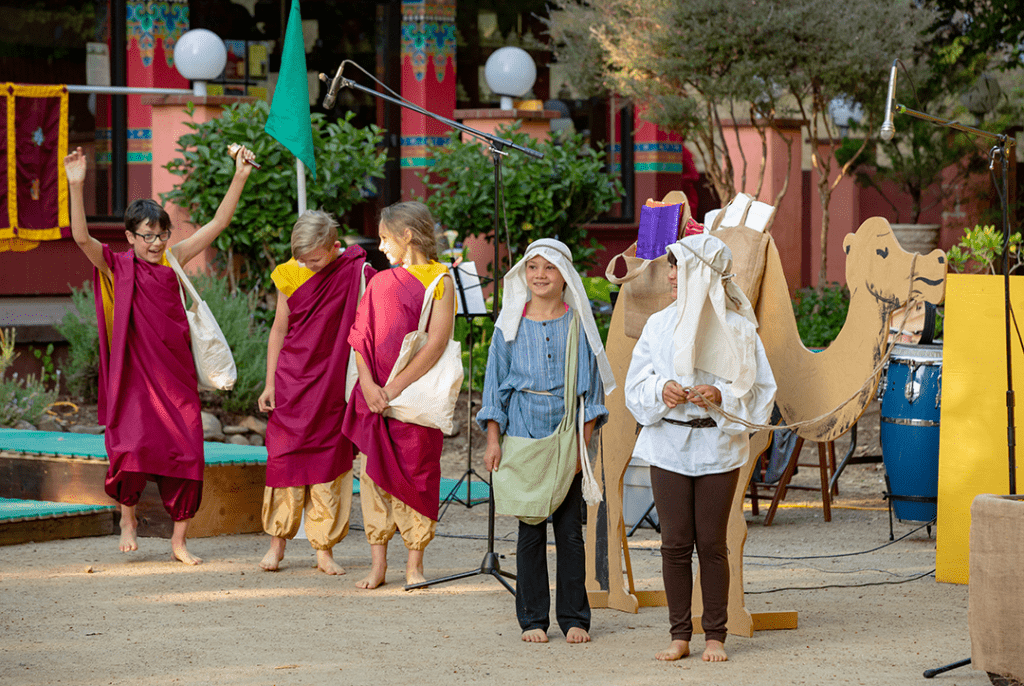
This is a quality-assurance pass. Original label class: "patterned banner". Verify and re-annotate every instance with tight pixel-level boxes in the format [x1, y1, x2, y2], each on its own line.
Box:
[0, 83, 70, 252]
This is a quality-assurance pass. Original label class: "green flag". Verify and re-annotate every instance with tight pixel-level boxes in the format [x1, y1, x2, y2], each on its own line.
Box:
[265, 0, 316, 179]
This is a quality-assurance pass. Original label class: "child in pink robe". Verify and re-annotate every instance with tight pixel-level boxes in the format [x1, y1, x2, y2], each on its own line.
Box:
[341, 201, 455, 589]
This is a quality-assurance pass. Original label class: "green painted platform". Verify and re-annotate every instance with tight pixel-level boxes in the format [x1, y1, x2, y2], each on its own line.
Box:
[0, 428, 266, 465]
[0, 497, 115, 523]
[1, 428, 489, 503]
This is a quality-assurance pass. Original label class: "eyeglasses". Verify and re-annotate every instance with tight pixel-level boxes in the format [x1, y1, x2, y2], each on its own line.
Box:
[132, 230, 171, 244]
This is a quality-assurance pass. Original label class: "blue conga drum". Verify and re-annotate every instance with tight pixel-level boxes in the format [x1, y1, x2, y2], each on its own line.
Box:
[880, 343, 942, 522]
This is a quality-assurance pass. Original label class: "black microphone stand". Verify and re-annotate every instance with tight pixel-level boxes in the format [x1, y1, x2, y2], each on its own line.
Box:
[323, 69, 543, 594]
[889, 107, 1018, 679]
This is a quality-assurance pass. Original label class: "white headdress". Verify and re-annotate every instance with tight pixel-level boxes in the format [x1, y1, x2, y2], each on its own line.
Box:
[666, 234, 759, 396]
[495, 238, 616, 395]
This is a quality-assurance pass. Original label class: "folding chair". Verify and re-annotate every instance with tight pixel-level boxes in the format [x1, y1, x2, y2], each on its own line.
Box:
[749, 431, 836, 526]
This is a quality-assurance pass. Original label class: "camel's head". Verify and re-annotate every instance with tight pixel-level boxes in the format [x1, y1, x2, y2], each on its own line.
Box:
[842, 217, 946, 309]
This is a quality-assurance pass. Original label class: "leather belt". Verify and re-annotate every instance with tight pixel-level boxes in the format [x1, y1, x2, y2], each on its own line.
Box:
[663, 417, 717, 428]
[636, 416, 717, 435]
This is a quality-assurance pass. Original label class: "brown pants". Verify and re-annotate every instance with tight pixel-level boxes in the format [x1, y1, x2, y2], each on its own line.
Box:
[650, 465, 739, 643]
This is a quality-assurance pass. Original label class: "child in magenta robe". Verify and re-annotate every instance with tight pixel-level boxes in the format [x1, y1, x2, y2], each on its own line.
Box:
[257, 210, 373, 575]
[64, 144, 255, 565]
[341, 201, 454, 589]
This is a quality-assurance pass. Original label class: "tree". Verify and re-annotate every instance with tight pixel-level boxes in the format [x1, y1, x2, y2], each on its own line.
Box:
[928, 0, 1024, 71]
[547, 0, 928, 286]
[547, 0, 802, 207]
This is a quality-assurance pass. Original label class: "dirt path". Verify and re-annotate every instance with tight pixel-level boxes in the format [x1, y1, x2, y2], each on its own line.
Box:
[0, 400, 990, 686]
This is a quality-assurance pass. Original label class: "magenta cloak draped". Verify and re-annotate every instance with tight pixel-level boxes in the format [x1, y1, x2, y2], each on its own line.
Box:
[341, 267, 444, 520]
[94, 245, 204, 483]
[265, 246, 371, 488]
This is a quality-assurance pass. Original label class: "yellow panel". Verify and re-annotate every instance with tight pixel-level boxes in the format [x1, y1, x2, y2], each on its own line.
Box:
[936, 274, 1024, 583]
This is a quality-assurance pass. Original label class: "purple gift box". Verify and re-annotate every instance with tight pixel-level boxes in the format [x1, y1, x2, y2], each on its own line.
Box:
[635, 203, 682, 260]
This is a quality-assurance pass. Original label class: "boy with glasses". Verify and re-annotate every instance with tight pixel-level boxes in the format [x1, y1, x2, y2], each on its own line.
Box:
[64, 143, 255, 564]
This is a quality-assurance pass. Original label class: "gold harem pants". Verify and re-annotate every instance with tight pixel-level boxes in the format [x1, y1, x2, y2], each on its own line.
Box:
[359, 464, 435, 551]
[262, 470, 353, 551]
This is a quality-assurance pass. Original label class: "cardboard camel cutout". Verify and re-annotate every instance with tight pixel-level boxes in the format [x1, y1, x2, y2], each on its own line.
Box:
[585, 212, 948, 636]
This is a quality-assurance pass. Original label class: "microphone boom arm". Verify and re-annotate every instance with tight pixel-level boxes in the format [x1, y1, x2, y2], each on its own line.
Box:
[322, 74, 544, 160]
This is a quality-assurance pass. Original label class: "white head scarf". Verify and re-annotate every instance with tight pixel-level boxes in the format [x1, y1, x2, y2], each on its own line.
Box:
[667, 234, 759, 397]
[495, 238, 616, 395]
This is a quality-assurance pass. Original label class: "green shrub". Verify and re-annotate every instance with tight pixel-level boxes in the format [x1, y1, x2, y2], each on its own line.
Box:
[190, 272, 269, 416]
[582, 276, 617, 344]
[161, 101, 387, 297]
[1, 328, 58, 428]
[455, 315, 495, 393]
[793, 283, 850, 348]
[419, 123, 623, 274]
[55, 282, 100, 402]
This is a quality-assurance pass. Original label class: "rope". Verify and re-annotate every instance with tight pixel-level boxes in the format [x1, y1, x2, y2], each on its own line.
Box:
[684, 255, 923, 433]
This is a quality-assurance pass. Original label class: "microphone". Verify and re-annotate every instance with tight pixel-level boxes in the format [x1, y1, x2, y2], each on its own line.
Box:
[320, 64, 345, 110]
[880, 59, 898, 141]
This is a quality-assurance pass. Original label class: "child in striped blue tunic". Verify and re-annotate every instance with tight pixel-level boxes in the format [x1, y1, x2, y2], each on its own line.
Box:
[477, 238, 615, 644]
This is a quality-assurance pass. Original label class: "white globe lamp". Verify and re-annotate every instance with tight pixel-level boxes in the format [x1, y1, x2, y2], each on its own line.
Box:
[484, 47, 536, 110]
[174, 29, 228, 97]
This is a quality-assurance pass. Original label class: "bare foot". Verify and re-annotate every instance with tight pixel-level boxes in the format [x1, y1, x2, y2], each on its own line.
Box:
[404, 549, 426, 587]
[522, 629, 549, 643]
[316, 549, 346, 576]
[655, 639, 690, 661]
[119, 523, 138, 552]
[357, 544, 387, 589]
[171, 519, 201, 565]
[566, 627, 590, 644]
[118, 505, 138, 552]
[172, 543, 202, 566]
[259, 537, 286, 571]
[702, 639, 728, 662]
[405, 566, 426, 587]
[355, 565, 386, 589]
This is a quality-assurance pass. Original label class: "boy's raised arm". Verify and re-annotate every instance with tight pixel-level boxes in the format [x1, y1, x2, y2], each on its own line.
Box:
[64, 147, 110, 278]
[172, 145, 256, 267]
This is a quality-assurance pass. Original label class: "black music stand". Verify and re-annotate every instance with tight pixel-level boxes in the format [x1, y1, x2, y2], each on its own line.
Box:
[437, 262, 491, 518]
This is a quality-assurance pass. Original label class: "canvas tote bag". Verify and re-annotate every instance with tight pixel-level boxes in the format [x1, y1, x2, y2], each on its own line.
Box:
[165, 250, 237, 391]
[383, 271, 464, 434]
[492, 315, 582, 525]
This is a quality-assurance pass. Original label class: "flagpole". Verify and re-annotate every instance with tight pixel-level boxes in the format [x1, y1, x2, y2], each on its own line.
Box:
[296, 159, 307, 215]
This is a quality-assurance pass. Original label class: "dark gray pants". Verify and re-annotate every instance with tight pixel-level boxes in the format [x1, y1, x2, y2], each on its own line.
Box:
[515, 472, 590, 635]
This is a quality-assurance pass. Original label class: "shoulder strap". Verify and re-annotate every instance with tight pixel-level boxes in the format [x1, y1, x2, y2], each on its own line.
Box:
[164, 249, 204, 309]
[416, 271, 449, 332]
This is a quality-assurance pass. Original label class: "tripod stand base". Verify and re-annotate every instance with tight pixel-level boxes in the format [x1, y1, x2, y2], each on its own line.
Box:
[404, 551, 516, 594]
[923, 658, 970, 678]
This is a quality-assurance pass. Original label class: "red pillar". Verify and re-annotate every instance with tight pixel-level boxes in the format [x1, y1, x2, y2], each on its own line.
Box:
[124, 1, 191, 203]
[399, 0, 457, 200]
[631, 112, 684, 215]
